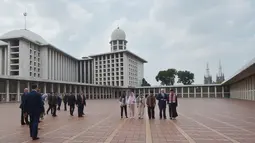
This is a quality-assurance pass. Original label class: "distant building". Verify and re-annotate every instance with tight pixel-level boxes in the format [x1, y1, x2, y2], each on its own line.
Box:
[204, 63, 213, 84]
[216, 60, 225, 83]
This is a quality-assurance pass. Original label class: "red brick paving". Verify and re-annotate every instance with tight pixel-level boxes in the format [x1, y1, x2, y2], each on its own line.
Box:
[1, 98, 255, 143]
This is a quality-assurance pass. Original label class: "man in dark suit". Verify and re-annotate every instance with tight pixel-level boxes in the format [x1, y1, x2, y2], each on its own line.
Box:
[20, 88, 29, 125]
[51, 93, 58, 117]
[63, 93, 68, 111]
[68, 93, 76, 116]
[46, 93, 53, 115]
[156, 89, 168, 119]
[23, 84, 44, 140]
[76, 93, 86, 117]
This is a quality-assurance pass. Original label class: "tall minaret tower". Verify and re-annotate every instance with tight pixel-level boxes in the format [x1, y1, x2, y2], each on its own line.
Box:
[204, 62, 213, 84]
[110, 27, 128, 52]
[216, 60, 225, 83]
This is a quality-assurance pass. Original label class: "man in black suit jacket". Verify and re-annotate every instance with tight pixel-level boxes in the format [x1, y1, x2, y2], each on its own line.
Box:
[68, 93, 76, 116]
[76, 93, 86, 117]
[63, 93, 68, 111]
[23, 84, 44, 140]
[156, 89, 168, 119]
[20, 88, 29, 125]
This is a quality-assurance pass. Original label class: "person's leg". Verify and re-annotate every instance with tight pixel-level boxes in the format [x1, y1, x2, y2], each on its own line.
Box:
[147, 107, 151, 119]
[64, 102, 67, 111]
[152, 106, 155, 119]
[159, 106, 162, 119]
[163, 107, 166, 119]
[21, 110, 25, 125]
[138, 105, 141, 118]
[169, 104, 172, 119]
[46, 104, 51, 114]
[124, 105, 128, 118]
[31, 115, 40, 140]
[29, 115, 33, 137]
[141, 106, 144, 118]
[120, 106, 123, 118]
[131, 104, 135, 117]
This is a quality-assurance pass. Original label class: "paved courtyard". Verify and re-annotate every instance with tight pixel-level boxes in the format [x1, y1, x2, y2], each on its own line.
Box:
[1, 98, 255, 143]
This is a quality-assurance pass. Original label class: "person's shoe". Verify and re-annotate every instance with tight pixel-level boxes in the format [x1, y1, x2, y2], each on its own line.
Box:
[21, 123, 25, 125]
[32, 137, 40, 140]
[121, 116, 123, 118]
[126, 116, 128, 118]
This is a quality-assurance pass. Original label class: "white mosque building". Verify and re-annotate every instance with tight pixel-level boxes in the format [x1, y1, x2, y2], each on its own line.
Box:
[0, 27, 147, 88]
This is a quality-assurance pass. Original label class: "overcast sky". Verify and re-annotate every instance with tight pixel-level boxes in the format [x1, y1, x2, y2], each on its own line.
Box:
[1, 0, 255, 85]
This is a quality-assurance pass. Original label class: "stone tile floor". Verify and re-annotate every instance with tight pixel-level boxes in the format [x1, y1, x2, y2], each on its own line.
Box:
[1, 98, 255, 143]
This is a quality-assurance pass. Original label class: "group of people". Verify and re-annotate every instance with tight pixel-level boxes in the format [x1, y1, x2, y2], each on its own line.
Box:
[19, 85, 87, 141]
[119, 89, 178, 120]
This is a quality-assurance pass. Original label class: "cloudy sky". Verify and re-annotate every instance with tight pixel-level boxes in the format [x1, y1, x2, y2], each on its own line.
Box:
[1, 0, 255, 85]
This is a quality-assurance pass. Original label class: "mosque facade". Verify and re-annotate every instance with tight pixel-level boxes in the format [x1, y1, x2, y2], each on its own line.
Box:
[0, 27, 146, 88]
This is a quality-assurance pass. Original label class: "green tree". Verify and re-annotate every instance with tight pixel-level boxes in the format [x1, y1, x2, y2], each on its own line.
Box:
[141, 78, 151, 86]
[177, 70, 194, 85]
[155, 68, 177, 85]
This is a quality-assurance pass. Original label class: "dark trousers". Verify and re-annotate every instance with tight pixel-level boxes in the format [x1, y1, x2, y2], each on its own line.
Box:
[52, 105, 57, 116]
[168, 103, 178, 118]
[81, 105, 84, 114]
[78, 105, 84, 117]
[120, 105, 127, 117]
[57, 102, 61, 110]
[147, 106, 155, 119]
[29, 114, 40, 139]
[64, 102, 67, 111]
[21, 110, 29, 124]
[159, 106, 166, 119]
[69, 104, 75, 115]
[46, 104, 53, 114]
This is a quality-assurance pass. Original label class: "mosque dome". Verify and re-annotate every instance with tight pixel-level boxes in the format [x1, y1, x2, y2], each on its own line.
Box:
[111, 27, 126, 41]
[0, 29, 48, 45]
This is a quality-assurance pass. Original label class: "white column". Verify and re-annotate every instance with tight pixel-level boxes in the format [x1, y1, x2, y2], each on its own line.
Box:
[57, 84, 60, 93]
[4, 48, 7, 75]
[69, 85, 72, 93]
[215, 86, 217, 98]
[17, 80, 20, 102]
[0, 48, 2, 75]
[187, 87, 190, 98]
[74, 85, 77, 96]
[92, 87, 94, 99]
[27, 82, 30, 91]
[44, 83, 46, 93]
[64, 84, 66, 93]
[194, 87, 196, 98]
[6, 46, 10, 75]
[222, 86, 224, 98]
[48, 49, 51, 80]
[207, 86, 210, 98]
[175, 88, 178, 96]
[181, 87, 184, 98]
[201, 87, 203, 98]
[88, 87, 91, 99]
[51, 83, 54, 92]
[6, 80, 9, 102]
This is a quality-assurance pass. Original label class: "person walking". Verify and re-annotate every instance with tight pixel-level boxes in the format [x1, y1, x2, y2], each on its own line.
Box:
[168, 89, 178, 120]
[146, 90, 156, 119]
[156, 89, 168, 119]
[137, 94, 145, 119]
[119, 92, 128, 118]
[20, 88, 29, 125]
[23, 84, 44, 140]
[127, 90, 136, 118]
